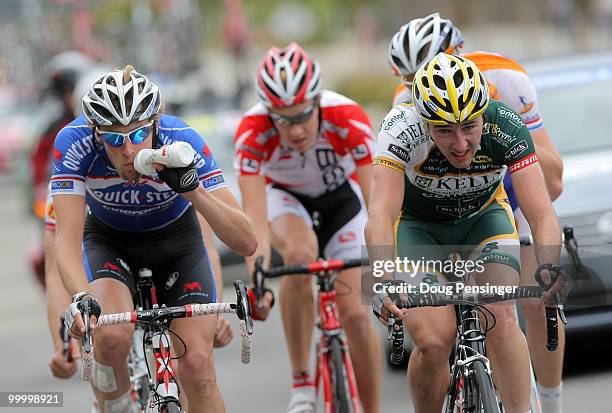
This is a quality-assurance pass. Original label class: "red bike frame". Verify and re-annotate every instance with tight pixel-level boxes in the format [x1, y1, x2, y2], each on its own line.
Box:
[315, 289, 362, 413]
[254, 257, 366, 413]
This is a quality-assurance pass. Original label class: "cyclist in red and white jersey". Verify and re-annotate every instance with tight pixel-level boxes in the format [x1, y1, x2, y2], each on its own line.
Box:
[235, 43, 381, 413]
[387, 13, 564, 413]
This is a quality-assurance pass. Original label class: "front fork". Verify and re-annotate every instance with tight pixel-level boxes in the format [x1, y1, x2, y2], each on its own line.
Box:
[316, 289, 361, 413]
[144, 328, 179, 404]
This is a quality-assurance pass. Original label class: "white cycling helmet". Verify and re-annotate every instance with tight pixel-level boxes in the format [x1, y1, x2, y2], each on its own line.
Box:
[82, 66, 161, 126]
[388, 13, 464, 79]
[73, 67, 112, 116]
[255, 42, 322, 107]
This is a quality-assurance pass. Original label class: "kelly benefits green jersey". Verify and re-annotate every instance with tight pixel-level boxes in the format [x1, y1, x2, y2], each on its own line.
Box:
[374, 100, 538, 223]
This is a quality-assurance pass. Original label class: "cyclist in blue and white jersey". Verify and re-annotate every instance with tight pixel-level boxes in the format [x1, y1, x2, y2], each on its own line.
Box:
[53, 65, 257, 413]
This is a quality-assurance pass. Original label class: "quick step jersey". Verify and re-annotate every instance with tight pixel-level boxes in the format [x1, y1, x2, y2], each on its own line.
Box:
[51, 114, 226, 231]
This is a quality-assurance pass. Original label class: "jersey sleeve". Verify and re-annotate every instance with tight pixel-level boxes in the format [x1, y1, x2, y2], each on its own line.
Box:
[340, 104, 375, 166]
[496, 70, 543, 132]
[373, 106, 413, 174]
[177, 122, 227, 192]
[392, 83, 411, 106]
[44, 183, 56, 230]
[50, 127, 94, 198]
[490, 103, 539, 174]
[233, 115, 270, 176]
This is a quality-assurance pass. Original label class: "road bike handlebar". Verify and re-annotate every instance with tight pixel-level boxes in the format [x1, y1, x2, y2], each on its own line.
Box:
[80, 281, 253, 382]
[379, 284, 557, 367]
[256, 256, 368, 279]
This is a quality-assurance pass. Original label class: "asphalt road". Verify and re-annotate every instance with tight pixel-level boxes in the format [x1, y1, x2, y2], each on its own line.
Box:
[1, 177, 609, 412]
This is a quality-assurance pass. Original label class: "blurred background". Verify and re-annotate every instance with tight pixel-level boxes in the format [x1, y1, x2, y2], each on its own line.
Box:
[1, 0, 612, 411]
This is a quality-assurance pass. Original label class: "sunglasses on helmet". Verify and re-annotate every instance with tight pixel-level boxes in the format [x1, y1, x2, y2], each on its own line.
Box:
[97, 121, 154, 147]
[269, 102, 317, 126]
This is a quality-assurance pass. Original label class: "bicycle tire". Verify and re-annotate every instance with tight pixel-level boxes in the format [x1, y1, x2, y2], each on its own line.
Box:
[132, 375, 150, 409]
[329, 337, 354, 413]
[473, 361, 501, 413]
[160, 401, 181, 413]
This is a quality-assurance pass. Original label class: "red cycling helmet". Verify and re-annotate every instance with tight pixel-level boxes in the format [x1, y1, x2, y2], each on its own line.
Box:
[255, 42, 322, 108]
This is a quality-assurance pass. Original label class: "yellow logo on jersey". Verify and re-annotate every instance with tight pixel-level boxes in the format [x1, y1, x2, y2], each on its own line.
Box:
[374, 156, 406, 173]
[472, 155, 493, 164]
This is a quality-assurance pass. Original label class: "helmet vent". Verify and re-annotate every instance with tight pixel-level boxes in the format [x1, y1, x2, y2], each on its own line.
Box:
[422, 76, 429, 88]
[453, 70, 464, 88]
[433, 75, 446, 90]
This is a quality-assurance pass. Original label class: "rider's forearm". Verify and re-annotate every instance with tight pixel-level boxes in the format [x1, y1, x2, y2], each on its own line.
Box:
[365, 213, 397, 280]
[198, 215, 223, 300]
[530, 212, 562, 266]
[244, 210, 271, 282]
[186, 187, 257, 257]
[54, 230, 90, 296]
[534, 143, 563, 201]
[44, 230, 70, 349]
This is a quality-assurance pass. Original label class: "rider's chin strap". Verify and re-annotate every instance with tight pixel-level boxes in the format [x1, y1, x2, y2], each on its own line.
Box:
[152, 120, 161, 149]
[92, 128, 114, 166]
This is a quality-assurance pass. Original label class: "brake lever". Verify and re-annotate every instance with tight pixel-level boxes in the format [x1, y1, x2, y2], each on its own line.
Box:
[386, 314, 395, 340]
[557, 305, 567, 325]
[234, 280, 254, 335]
[535, 264, 567, 324]
[81, 298, 93, 354]
[253, 255, 265, 309]
[59, 315, 71, 361]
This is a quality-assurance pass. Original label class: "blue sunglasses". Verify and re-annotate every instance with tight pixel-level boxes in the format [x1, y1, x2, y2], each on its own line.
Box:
[97, 121, 154, 147]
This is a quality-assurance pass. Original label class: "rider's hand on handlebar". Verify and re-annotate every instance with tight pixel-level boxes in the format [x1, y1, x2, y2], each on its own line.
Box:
[49, 346, 79, 379]
[537, 265, 569, 307]
[64, 292, 101, 339]
[372, 282, 408, 326]
[213, 316, 234, 348]
[247, 287, 275, 321]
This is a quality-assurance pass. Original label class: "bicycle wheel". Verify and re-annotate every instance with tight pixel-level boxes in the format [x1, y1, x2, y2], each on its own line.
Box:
[160, 401, 181, 413]
[329, 337, 354, 413]
[132, 375, 150, 410]
[473, 361, 501, 413]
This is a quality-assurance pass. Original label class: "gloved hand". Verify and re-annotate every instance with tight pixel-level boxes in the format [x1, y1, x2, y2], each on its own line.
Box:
[64, 292, 101, 339]
[247, 287, 275, 321]
[158, 163, 200, 193]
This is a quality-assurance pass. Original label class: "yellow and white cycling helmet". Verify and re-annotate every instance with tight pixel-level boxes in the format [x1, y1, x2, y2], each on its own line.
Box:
[412, 53, 489, 125]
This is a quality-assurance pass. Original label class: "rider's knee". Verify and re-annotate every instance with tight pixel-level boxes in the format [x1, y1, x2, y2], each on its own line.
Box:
[179, 348, 216, 388]
[518, 299, 546, 324]
[415, 335, 454, 364]
[487, 305, 519, 339]
[282, 243, 317, 267]
[339, 308, 372, 334]
[94, 326, 132, 364]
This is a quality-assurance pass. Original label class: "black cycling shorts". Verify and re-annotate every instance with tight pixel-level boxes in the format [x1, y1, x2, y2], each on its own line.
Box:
[269, 180, 365, 259]
[82, 207, 216, 307]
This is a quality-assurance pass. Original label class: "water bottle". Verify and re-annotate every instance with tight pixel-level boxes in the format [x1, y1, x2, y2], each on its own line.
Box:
[134, 141, 195, 176]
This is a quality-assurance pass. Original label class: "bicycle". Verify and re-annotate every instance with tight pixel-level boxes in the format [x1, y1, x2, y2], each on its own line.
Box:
[375, 265, 565, 413]
[252, 256, 368, 413]
[78, 269, 254, 413]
